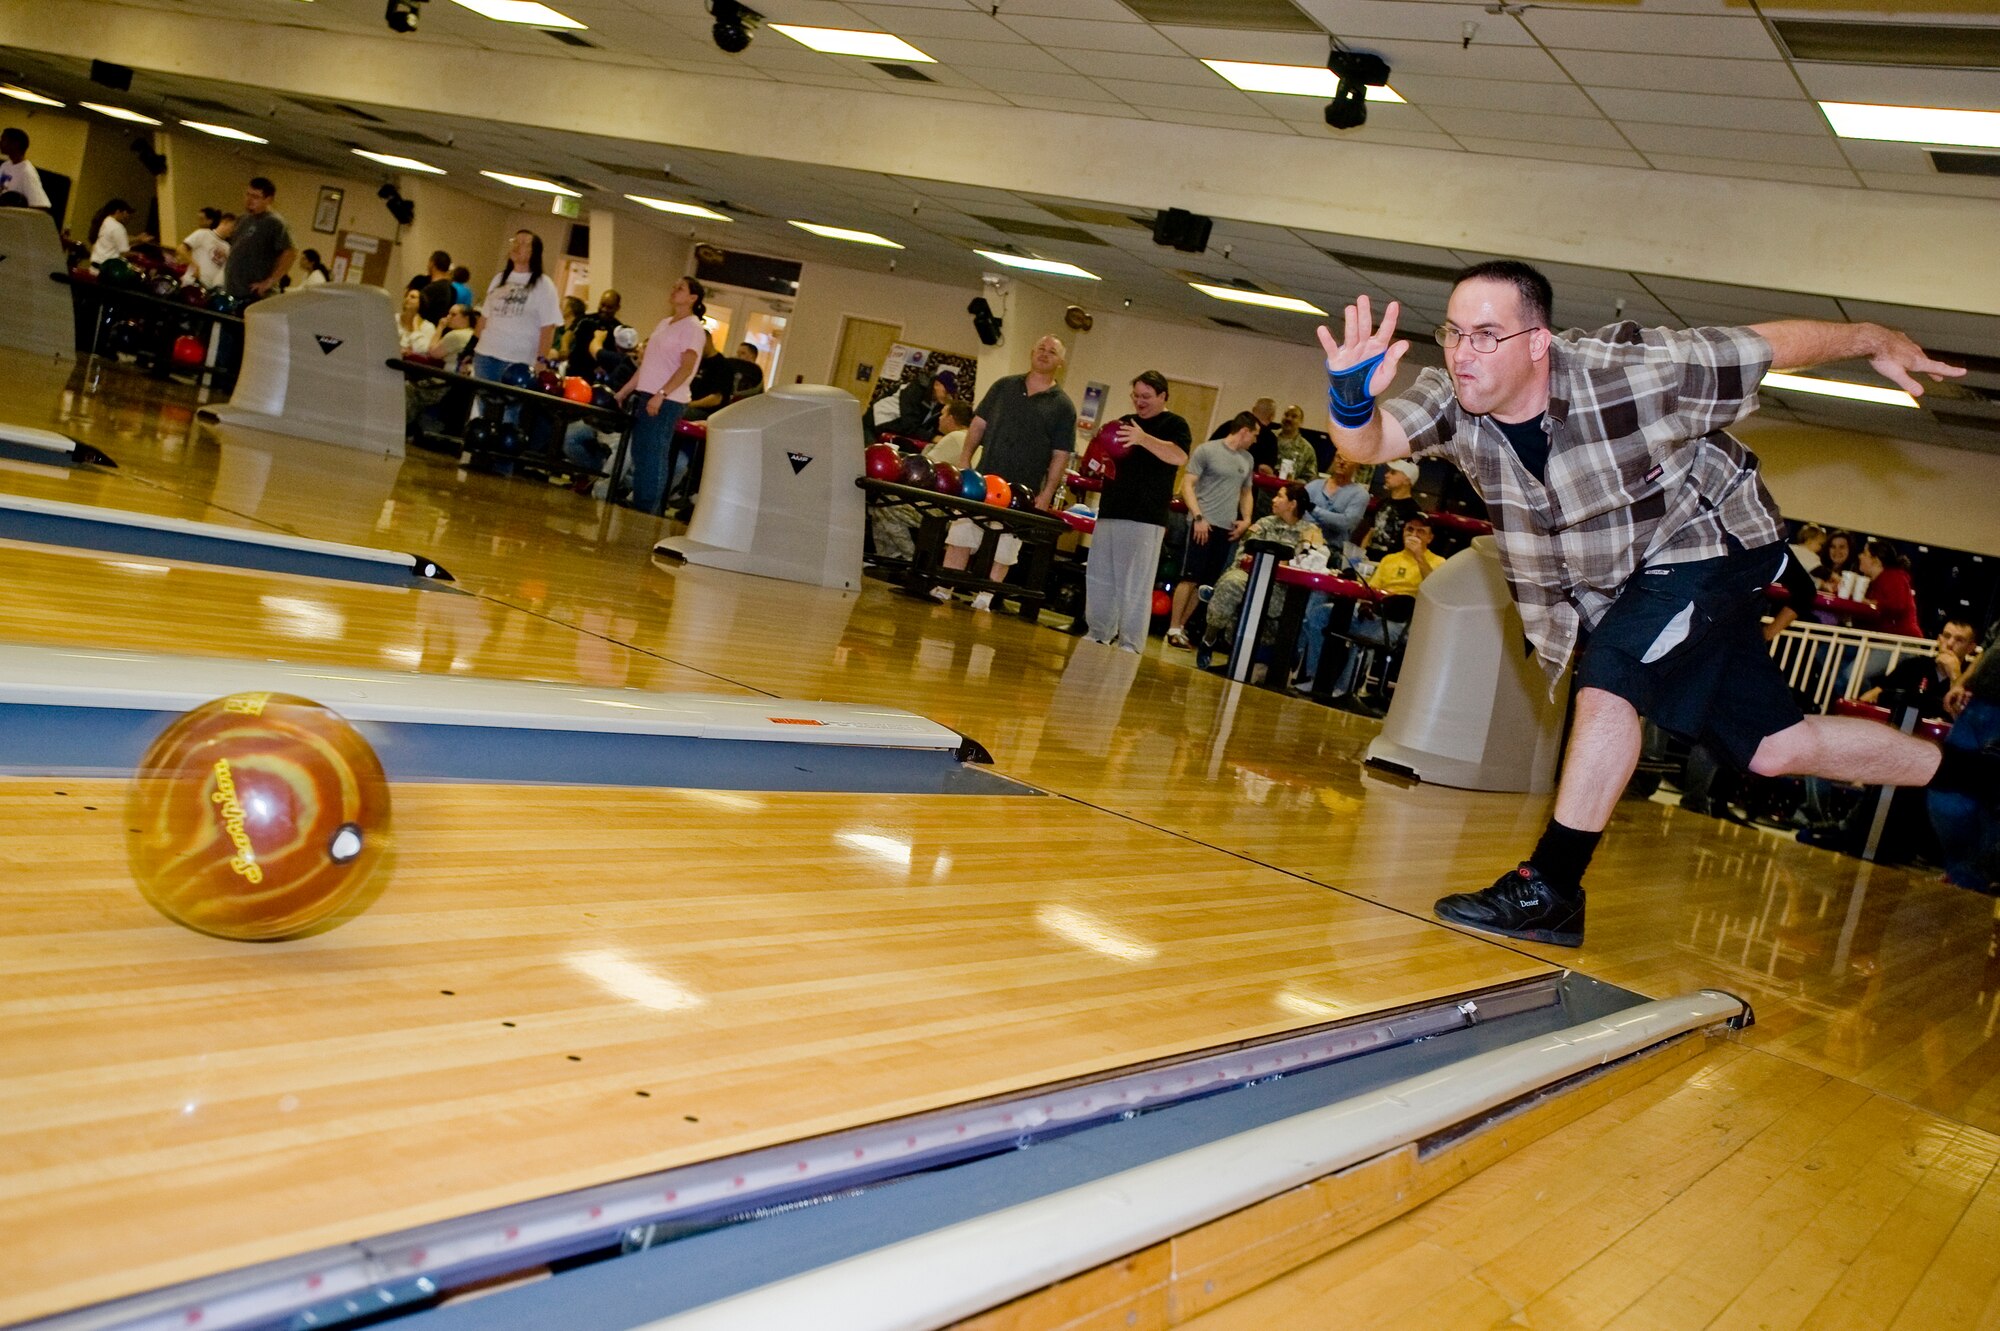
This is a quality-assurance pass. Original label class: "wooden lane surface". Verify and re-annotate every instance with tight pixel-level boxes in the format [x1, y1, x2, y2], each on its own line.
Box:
[11, 355, 2000, 1137]
[1180, 1044, 2000, 1331]
[0, 781, 1553, 1325]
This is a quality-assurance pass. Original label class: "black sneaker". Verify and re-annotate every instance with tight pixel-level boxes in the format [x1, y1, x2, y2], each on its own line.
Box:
[1434, 864, 1585, 947]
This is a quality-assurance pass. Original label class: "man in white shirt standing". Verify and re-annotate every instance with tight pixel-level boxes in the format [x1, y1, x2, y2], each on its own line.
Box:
[0, 128, 50, 210]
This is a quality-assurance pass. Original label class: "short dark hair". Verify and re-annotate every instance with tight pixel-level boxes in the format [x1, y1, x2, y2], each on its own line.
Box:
[738, 340, 757, 355]
[2, 126, 28, 152]
[1275, 480, 1309, 512]
[247, 177, 276, 197]
[429, 249, 451, 270]
[1863, 538, 1909, 572]
[1228, 410, 1260, 436]
[1943, 617, 1977, 637]
[451, 265, 470, 282]
[1132, 369, 1169, 397]
[1452, 259, 1553, 329]
[1403, 512, 1434, 532]
[940, 399, 971, 428]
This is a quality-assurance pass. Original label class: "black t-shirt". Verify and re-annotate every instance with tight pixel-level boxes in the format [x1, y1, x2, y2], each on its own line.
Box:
[1494, 412, 1550, 482]
[1871, 656, 1952, 714]
[1097, 410, 1191, 527]
[690, 353, 737, 404]
[565, 313, 625, 378]
[730, 358, 764, 396]
[1366, 495, 1423, 555]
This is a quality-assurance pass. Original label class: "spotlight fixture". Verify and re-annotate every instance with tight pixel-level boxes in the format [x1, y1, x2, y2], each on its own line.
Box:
[385, 0, 426, 33]
[968, 297, 1003, 347]
[1325, 50, 1391, 131]
[378, 182, 415, 226]
[709, 0, 760, 54]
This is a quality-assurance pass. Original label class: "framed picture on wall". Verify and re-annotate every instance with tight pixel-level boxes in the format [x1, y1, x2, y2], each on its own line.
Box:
[313, 187, 343, 235]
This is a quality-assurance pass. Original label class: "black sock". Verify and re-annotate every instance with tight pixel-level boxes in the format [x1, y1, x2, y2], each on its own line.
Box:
[1932, 745, 1999, 796]
[1530, 821, 1601, 896]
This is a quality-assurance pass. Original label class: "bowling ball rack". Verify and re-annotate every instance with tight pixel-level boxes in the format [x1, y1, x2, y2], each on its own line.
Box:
[856, 477, 1070, 622]
[391, 358, 631, 483]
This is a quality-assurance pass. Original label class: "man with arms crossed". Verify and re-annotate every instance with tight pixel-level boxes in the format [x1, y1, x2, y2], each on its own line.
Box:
[1320, 260, 1978, 947]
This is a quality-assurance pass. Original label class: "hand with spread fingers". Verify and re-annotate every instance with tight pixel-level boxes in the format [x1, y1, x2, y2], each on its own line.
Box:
[1315, 296, 1411, 431]
[1868, 325, 1965, 398]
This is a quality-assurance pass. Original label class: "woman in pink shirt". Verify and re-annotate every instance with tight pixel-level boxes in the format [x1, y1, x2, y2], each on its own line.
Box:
[614, 277, 707, 515]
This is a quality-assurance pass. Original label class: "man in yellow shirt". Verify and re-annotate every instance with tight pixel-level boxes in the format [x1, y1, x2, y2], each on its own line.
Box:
[1315, 515, 1442, 710]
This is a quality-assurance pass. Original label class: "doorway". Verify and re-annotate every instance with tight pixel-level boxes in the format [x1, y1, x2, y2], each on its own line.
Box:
[1165, 378, 1221, 441]
[831, 317, 901, 402]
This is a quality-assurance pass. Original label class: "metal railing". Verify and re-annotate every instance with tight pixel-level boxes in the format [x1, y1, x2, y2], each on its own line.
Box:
[1767, 619, 1932, 714]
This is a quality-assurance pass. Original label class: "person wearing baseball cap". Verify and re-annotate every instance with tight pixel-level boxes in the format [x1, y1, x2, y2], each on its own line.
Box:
[1364, 458, 1425, 559]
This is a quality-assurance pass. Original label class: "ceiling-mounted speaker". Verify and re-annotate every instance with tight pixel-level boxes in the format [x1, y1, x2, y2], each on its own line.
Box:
[968, 296, 1003, 347]
[90, 60, 134, 91]
[1151, 208, 1212, 255]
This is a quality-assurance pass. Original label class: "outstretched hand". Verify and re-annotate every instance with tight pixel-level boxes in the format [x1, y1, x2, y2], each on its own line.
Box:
[1315, 295, 1410, 402]
[1869, 326, 1964, 398]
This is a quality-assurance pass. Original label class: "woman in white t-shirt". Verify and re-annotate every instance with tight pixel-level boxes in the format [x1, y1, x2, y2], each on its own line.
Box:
[613, 276, 707, 516]
[396, 287, 436, 355]
[178, 208, 234, 289]
[88, 198, 140, 267]
[473, 229, 563, 385]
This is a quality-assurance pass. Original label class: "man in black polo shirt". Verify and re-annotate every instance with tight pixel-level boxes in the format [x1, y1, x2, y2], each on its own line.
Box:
[1861, 619, 1977, 716]
[563, 288, 625, 381]
[937, 335, 1077, 609]
[1086, 371, 1190, 651]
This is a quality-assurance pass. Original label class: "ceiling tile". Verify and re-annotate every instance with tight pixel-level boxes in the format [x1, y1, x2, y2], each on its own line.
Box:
[1151, 25, 1331, 65]
[1423, 107, 1629, 149]
[1793, 62, 2000, 115]
[1829, 139, 1944, 175]
[1550, 49, 1800, 99]
[1358, 39, 1571, 84]
[994, 16, 1186, 55]
[962, 66, 1100, 98]
[1292, 0, 1537, 46]
[1587, 87, 1832, 136]
[1617, 122, 1850, 167]
[1388, 74, 1602, 117]
[1642, 154, 1857, 188]
[1000, 93, 1150, 118]
[1522, 10, 1782, 59]
[1859, 171, 2000, 200]
[1089, 76, 1263, 114]
[1453, 137, 1652, 169]
[915, 38, 1068, 72]
[1137, 106, 1289, 135]
[846, 4, 1026, 42]
[1046, 49, 1216, 82]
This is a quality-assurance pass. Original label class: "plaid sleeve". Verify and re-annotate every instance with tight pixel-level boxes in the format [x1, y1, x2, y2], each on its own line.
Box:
[1381, 367, 1458, 461]
[1567, 323, 1772, 438]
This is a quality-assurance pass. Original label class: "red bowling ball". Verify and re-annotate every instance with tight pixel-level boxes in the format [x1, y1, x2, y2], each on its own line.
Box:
[932, 462, 959, 496]
[864, 443, 901, 481]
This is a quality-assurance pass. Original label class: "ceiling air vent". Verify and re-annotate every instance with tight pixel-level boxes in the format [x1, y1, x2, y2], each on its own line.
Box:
[1209, 316, 1257, 331]
[872, 62, 934, 82]
[1932, 151, 2000, 178]
[1120, 0, 1321, 33]
[545, 30, 596, 48]
[971, 216, 1110, 246]
[290, 96, 384, 122]
[375, 128, 452, 148]
[1038, 202, 1150, 230]
[1772, 20, 2000, 70]
[1321, 249, 1461, 284]
[1933, 410, 2000, 436]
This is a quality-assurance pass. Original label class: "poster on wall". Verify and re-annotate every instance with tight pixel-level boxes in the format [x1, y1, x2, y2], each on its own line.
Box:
[865, 346, 980, 425]
[313, 187, 343, 235]
[1077, 381, 1110, 434]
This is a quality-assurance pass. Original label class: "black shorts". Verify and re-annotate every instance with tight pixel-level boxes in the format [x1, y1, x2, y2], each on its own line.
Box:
[1574, 542, 1804, 769]
[1178, 524, 1235, 587]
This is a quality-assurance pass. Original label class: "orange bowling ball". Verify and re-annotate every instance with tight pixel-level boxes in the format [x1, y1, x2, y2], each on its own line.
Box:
[983, 473, 1011, 507]
[126, 692, 392, 941]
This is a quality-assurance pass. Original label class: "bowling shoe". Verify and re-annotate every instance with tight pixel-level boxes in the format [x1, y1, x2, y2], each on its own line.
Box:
[1434, 864, 1584, 948]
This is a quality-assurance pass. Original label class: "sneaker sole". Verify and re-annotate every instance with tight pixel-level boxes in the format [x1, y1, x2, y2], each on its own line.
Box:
[1434, 906, 1582, 948]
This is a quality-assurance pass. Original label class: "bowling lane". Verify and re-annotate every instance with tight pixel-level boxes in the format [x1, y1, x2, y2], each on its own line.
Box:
[0, 540, 741, 695]
[0, 780, 1553, 1324]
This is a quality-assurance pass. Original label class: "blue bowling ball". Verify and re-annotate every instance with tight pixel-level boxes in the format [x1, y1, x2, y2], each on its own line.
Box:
[500, 362, 536, 389]
[463, 417, 500, 452]
[493, 422, 524, 456]
[591, 386, 619, 411]
[958, 468, 986, 502]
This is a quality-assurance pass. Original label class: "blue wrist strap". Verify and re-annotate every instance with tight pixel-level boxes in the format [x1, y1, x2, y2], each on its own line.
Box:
[1327, 351, 1386, 429]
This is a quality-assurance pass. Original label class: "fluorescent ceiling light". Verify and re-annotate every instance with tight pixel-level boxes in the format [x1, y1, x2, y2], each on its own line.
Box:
[0, 84, 63, 107]
[1820, 100, 2000, 149]
[481, 169, 580, 196]
[354, 148, 446, 174]
[770, 24, 935, 62]
[1201, 60, 1404, 104]
[789, 220, 903, 248]
[1763, 371, 1919, 409]
[179, 120, 268, 144]
[627, 194, 732, 222]
[80, 101, 161, 125]
[1190, 282, 1328, 316]
[448, 0, 585, 26]
[975, 249, 1099, 280]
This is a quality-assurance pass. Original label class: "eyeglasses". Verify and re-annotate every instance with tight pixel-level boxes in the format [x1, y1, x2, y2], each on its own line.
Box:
[1434, 325, 1536, 354]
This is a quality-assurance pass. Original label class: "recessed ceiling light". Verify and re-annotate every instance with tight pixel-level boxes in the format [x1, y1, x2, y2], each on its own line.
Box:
[770, 24, 935, 62]
[179, 120, 269, 144]
[975, 250, 1099, 280]
[1189, 283, 1327, 316]
[1819, 100, 2000, 149]
[1763, 371, 1919, 409]
[354, 149, 446, 174]
[1201, 60, 1404, 104]
[626, 195, 733, 222]
[449, 0, 585, 26]
[80, 101, 162, 125]
[480, 169, 581, 196]
[0, 85, 63, 107]
[789, 220, 904, 248]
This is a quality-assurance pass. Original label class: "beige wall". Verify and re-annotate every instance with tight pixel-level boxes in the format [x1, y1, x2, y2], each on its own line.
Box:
[786, 262, 981, 392]
[157, 131, 401, 282]
[391, 176, 513, 295]
[603, 216, 692, 339]
[3, 108, 90, 229]
[71, 119, 159, 247]
[1734, 417, 2000, 557]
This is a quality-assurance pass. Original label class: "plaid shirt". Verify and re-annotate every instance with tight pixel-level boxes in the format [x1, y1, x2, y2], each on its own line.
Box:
[1384, 323, 1782, 684]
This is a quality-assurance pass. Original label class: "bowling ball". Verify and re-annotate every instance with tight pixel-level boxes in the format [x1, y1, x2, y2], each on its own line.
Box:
[561, 376, 593, 404]
[958, 468, 986, 502]
[68, 263, 97, 284]
[1151, 589, 1172, 618]
[897, 455, 936, 490]
[591, 386, 619, 411]
[125, 692, 391, 942]
[150, 275, 179, 300]
[1010, 481, 1037, 511]
[983, 474, 1011, 507]
[932, 462, 959, 496]
[493, 422, 524, 456]
[97, 258, 138, 288]
[170, 334, 205, 368]
[209, 294, 242, 316]
[500, 362, 536, 389]
[534, 368, 561, 394]
[864, 443, 901, 481]
[463, 416, 500, 452]
[178, 284, 211, 309]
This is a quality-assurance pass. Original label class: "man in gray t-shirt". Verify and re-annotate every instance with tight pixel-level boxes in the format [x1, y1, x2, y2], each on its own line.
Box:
[222, 177, 296, 299]
[959, 335, 1076, 509]
[1165, 413, 1259, 648]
